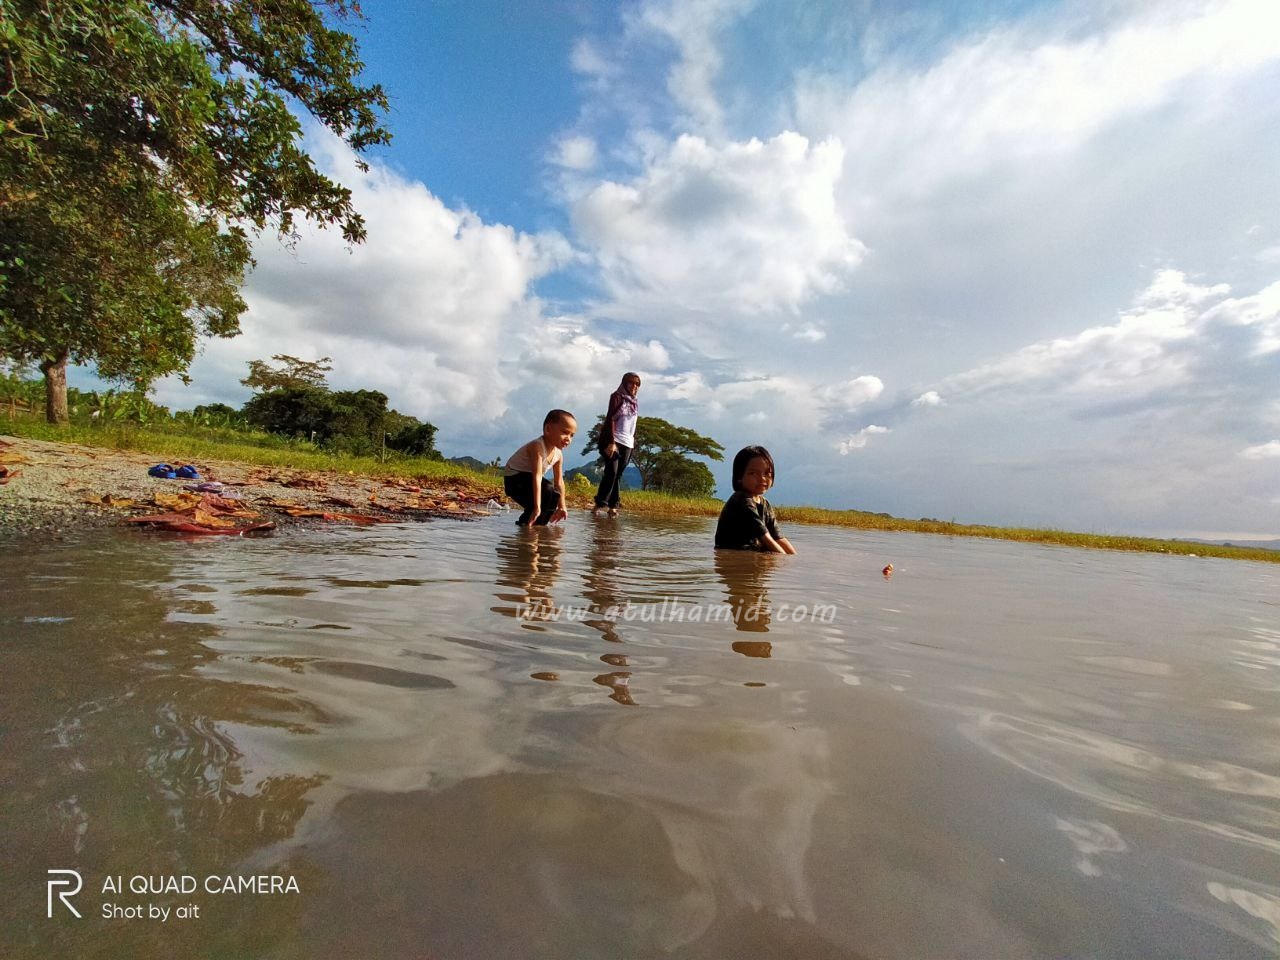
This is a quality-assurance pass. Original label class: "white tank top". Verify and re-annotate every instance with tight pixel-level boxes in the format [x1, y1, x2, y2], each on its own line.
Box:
[504, 437, 561, 476]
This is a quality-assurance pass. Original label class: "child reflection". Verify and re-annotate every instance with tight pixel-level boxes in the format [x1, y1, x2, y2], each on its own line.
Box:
[581, 520, 626, 644]
[583, 523, 638, 703]
[493, 524, 563, 623]
[714, 550, 776, 658]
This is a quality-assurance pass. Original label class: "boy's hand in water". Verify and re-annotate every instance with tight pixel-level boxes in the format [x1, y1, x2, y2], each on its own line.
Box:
[550, 507, 568, 524]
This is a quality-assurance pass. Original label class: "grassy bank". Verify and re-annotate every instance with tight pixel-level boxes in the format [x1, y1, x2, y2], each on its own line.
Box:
[5, 416, 1277, 563]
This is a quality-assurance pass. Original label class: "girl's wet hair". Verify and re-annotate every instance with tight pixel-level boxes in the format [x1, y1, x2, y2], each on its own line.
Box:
[731, 445, 775, 492]
[544, 409, 575, 427]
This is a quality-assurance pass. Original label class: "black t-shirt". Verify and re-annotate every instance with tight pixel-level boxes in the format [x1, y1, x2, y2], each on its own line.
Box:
[714, 491, 782, 550]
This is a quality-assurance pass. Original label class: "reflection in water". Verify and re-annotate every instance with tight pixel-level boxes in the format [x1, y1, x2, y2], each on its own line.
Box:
[581, 520, 626, 642]
[492, 525, 564, 623]
[0, 540, 322, 959]
[298, 710, 836, 958]
[2, 520, 1278, 959]
[592, 670, 635, 705]
[715, 551, 775, 661]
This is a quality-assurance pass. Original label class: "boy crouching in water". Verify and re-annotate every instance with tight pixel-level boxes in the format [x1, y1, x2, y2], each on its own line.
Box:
[503, 409, 576, 526]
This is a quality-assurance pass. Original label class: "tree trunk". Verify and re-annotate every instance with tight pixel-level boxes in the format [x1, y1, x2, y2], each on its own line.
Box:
[39, 350, 70, 425]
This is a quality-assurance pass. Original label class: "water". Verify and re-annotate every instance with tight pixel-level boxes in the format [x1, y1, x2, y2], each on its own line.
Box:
[1, 515, 1277, 959]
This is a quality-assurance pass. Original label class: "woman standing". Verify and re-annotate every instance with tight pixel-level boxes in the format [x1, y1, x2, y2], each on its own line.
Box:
[593, 372, 641, 517]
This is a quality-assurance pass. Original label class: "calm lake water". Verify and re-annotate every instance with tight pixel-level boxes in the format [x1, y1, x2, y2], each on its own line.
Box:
[1, 514, 1278, 959]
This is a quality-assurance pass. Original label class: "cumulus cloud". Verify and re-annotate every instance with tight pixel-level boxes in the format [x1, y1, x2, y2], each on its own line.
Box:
[795, 0, 1280, 202]
[635, 0, 757, 135]
[933, 270, 1235, 402]
[1199, 279, 1280, 356]
[156, 131, 578, 432]
[512, 320, 672, 414]
[838, 425, 890, 454]
[911, 391, 943, 408]
[572, 131, 863, 316]
[660, 370, 814, 421]
[1240, 441, 1280, 460]
[549, 134, 598, 171]
[819, 375, 884, 411]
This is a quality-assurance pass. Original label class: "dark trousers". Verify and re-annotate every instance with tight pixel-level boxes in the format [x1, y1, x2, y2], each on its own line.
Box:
[504, 472, 558, 526]
[594, 442, 632, 509]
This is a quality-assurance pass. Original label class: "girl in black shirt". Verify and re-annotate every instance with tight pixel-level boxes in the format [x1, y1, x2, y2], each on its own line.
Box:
[714, 445, 797, 554]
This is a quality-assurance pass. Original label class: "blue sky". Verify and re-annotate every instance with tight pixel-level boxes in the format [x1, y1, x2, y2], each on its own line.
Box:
[134, 0, 1280, 538]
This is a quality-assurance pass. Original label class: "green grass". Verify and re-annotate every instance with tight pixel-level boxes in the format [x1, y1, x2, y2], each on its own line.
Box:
[6, 414, 1277, 563]
[3, 417, 504, 492]
[772, 506, 1280, 563]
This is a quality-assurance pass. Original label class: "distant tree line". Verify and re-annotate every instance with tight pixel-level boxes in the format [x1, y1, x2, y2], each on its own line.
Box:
[0, 353, 441, 460]
[237, 355, 440, 458]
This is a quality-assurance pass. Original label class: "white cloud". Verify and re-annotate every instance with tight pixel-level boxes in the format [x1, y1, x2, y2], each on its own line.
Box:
[513, 321, 671, 415]
[1199, 279, 1280, 356]
[549, 134, 598, 171]
[573, 132, 863, 316]
[1240, 441, 1280, 460]
[819, 375, 884, 411]
[838, 425, 889, 454]
[570, 38, 619, 86]
[635, 0, 757, 135]
[787, 322, 826, 342]
[911, 390, 943, 408]
[157, 131, 573, 428]
[936, 270, 1229, 401]
[795, 0, 1280, 203]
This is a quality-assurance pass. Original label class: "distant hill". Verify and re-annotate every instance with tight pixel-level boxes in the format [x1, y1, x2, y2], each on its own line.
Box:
[564, 461, 642, 490]
[446, 455, 493, 472]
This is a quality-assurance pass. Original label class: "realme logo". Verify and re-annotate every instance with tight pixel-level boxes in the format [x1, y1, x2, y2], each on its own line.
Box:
[47, 869, 83, 918]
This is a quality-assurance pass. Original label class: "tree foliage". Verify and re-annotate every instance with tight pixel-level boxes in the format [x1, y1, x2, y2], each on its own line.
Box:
[241, 354, 333, 393]
[0, 0, 390, 421]
[582, 415, 723, 495]
[241, 385, 439, 459]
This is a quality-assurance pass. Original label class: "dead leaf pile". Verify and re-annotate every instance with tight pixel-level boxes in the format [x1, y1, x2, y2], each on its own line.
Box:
[0, 441, 27, 485]
[127, 491, 275, 535]
[258, 498, 398, 525]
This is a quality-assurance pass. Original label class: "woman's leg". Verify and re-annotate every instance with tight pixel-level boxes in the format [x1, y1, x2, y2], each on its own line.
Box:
[595, 446, 619, 509]
[607, 444, 633, 508]
[504, 473, 536, 526]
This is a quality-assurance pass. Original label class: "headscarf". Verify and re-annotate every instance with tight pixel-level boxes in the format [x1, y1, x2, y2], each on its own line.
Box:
[610, 373, 639, 419]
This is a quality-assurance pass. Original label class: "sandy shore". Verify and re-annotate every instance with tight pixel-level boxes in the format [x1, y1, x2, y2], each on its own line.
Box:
[0, 434, 499, 541]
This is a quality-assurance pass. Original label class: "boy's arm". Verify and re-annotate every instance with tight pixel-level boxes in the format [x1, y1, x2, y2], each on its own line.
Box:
[550, 457, 567, 522]
[776, 537, 797, 555]
[529, 445, 545, 518]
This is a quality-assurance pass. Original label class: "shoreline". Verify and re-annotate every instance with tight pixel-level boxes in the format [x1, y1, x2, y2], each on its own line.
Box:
[2, 431, 1277, 563]
[0, 434, 497, 541]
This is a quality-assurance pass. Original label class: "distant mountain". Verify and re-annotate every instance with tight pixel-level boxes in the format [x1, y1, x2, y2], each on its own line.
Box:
[446, 455, 493, 472]
[564, 461, 642, 490]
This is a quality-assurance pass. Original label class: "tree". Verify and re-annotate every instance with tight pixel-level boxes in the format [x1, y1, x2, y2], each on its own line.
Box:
[241, 385, 438, 459]
[649, 451, 716, 498]
[241, 355, 333, 393]
[582, 415, 724, 495]
[387, 422, 440, 459]
[0, 0, 390, 422]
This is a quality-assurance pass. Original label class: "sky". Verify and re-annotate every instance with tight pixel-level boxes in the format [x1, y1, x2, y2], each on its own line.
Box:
[110, 0, 1280, 538]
